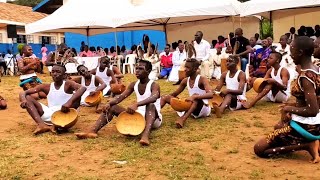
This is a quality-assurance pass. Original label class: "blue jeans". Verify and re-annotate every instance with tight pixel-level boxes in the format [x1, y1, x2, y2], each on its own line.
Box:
[160, 67, 172, 77]
[241, 58, 248, 72]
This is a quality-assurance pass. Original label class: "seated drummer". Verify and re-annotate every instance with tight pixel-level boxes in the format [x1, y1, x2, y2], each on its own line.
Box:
[91, 57, 118, 96]
[243, 52, 291, 109]
[161, 44, 213, 128]
[19, 64, 86, 135]
[75, 60, 162, 146]
[253, 36, 320, 163]
[0, 95, 7, 110]
[17, 45, 46, 100]
[72, 65, 106, 110]
[212, 55, 247, 118]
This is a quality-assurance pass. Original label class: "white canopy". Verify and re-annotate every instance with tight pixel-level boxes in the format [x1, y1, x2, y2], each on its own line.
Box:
[240, 0, 320, 17]
[26, 0, 241, 35]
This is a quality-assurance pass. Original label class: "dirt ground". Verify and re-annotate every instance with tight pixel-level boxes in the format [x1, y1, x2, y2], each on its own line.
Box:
[0, 69, 320, 180]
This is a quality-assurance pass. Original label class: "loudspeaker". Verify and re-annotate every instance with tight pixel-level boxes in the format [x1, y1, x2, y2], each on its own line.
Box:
[7, 25, 17, 38]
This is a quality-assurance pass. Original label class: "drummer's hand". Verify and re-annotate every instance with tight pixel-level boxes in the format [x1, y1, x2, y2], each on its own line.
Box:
[127, 103, 138, 114]
[20, 100, 27, 109]
[266, 78, 276, 84]
[220, 90, 229, 97]
[89, 91, 98, 96]
[186, 94, 198, 102]
[102, 103, 111, 113]
[61, 102, 72, 113]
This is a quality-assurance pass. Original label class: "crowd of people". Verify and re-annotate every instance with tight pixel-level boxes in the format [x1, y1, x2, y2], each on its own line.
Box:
[0, 26, 319, 163]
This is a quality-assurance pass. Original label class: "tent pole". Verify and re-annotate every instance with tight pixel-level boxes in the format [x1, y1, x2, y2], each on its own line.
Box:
[232, 16, 235, 32]
[86, 26, 89, 46]
[164, 24, 168, 44]
[240, 16, 242, 28]
[115, 28, 118, 55]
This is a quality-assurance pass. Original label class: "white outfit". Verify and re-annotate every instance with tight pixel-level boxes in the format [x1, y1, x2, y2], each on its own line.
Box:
[275, 44, 297, 80]
[226, 70, 247, 110]
[169, 50, 186, 82]
[96, 67, 111, 96]
[194, 39, 211, 78]
[40, 81, 73, 123]
[292, 68, 320, 125]
[144, 54, 160, 81]
[20, 72, 37, 80]
[177, 75, 211, 118]
[80, 75, 97, 106]
[264, 67, 291, 103]
[134, 80, 162, 129]
[209, 53, 229, 80]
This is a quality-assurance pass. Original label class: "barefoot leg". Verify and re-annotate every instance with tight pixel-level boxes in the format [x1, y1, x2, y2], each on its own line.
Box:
[175, 100, 201, 128]
[139, 103, 158, 146]
[246, 83, 273, 108]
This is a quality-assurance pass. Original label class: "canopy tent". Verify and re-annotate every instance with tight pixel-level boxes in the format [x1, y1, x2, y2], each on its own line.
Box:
[26, 0, 241, 35]
[240, 0, 320, 17]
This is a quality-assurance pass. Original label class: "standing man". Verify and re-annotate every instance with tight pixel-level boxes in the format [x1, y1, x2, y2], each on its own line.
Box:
[158, 44, 173, 79]
[231, 28, 250, 72]
[169, 42, 186, 83]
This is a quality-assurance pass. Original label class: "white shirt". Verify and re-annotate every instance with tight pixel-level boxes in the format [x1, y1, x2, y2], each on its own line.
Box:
[193, 39, 210, 61]
[172, 50, 186, 66]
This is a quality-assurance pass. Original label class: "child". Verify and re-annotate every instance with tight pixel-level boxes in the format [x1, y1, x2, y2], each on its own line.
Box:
[213, 55, 247, 118]
[243, 52, 291, 109]
[75, 60, 162, 146]
[0, 95, 7, 109]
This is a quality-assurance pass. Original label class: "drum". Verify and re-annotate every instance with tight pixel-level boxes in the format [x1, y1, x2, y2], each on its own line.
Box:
[51, 108, 78, 129]
[85, 91, 102, 106]
[116, 112, 145, 136]
[170, 98, 192, 112]
[253, 78, 268, 93]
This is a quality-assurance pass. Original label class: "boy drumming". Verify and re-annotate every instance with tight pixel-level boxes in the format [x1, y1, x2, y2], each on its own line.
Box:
[212, 55, 247, 118]
[19, 64, 86, 135]
[75, 60, 162, 146]
[72, 65, 106, 109]
[243, 52, 291, 109]
[161, 44, 213, 128]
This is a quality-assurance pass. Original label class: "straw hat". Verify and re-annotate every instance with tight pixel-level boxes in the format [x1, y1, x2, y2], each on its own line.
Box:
[209, 93, 223, 108]
[85, 91, 102, 106]
[111, 84, 126, 94]
[253, 78, 268, 93]
[116, 112, 145, 136]
[170, 98, 192, 112]
[51, 108, 78, 129]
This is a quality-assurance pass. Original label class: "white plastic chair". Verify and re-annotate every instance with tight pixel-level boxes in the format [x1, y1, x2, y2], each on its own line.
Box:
[123, 54, 137, 74]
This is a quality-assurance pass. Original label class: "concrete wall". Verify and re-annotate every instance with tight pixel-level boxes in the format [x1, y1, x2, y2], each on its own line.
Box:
[166, 16, 260, 44]
[273, 7, 320, 41]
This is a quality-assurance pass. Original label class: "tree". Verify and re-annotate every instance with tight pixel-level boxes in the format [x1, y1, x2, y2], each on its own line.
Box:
[8, 0, 43, 7]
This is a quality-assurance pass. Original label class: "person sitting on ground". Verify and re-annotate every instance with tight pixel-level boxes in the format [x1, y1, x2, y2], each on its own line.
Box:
[17, 45, 46, 100]
[158, 44, 173, 79]
[243, 52, 291, 109]
[161, 44, 213, 128]
[253, 36, 320, 163]
[19, 64, 86, 135]
[0, 95, 7, 109]
[72, 65, 106, 111]
[210, 46, 229, 80]
[169, 42, 186, 83]
[91, 57, 117, 96]
[212, 55, 247, 118]
[75, 60, 162, 146]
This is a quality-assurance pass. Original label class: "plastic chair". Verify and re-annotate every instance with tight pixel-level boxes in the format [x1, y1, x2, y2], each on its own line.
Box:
[123, 54, 137, 74]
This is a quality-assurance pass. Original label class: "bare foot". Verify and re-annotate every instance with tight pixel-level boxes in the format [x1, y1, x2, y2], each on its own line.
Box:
[75, 132, 98, 139]
[242, 102, 252, 109]
[95, 108, 103, 114]
[175, 118, 185, 128]
[212, 104, 222, 118]
[33, 124, 53, 135]
[307, 140, 320, 163]
[139, 136, 150, 146]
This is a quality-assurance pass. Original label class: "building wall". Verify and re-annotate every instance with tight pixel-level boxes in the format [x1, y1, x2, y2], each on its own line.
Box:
[166, 16, 260, 44]
[273, 7, 320, 41]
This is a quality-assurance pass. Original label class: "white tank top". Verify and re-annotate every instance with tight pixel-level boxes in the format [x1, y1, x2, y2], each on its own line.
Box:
[81, 75, 96, 94]
[47, 81, 73, 108]
[187, 75, 208, 104]
[134, 80, 161, 116]
[96, 66, 112, 86]
[271, 66, 291, 95]
[226, 70, 246, 100]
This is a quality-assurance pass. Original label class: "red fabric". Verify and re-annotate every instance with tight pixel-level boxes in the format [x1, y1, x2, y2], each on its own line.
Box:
[160, 53, 173, 68]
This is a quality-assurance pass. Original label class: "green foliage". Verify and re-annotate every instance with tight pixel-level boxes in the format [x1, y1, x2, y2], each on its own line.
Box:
[8, 0, 43, 7]
[260, 18, 273, 39]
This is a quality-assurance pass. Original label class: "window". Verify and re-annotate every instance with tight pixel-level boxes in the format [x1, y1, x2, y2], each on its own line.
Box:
[26, 35, 34, 44]
[17, 35, 26, 43]
[50, 36, 56, 44]
[60, 37, 65, 44]
[39, 36, 50, 44]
